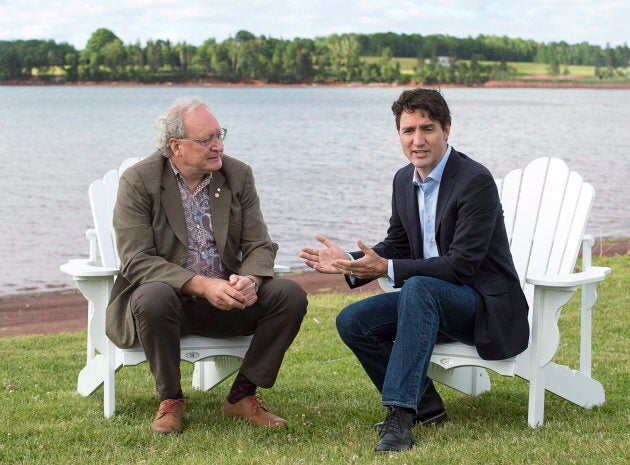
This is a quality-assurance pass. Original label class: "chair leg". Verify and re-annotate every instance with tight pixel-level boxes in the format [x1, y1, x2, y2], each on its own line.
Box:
[527, 366, 545, 428]
[541, 362, 605, 408]
[428, 365, 491, 396]
[77, 354, 107, 396]
[104, 341, 117, 418]
[192, 356, 243, 391]
[527, 286, 547, 428]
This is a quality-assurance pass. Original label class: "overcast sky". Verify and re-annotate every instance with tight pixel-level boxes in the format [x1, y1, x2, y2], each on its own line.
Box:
[0, 0, 627, 49]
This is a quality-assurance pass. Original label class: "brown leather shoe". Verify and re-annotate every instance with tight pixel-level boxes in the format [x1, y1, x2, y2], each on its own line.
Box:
[222, 395, 288, 428]
[151, 399, 185, 434]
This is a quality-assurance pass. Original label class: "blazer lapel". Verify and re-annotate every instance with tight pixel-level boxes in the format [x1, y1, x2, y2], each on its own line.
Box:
[208, 170, 230, 255]
[160, 163, 188, 247]
[404, 176, 422, 258]
[435, 150, 459, 229]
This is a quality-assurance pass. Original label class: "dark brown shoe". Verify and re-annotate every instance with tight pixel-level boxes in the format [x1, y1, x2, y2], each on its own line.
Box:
[151, 399, 185, 434]
[222, 395, 288, 428]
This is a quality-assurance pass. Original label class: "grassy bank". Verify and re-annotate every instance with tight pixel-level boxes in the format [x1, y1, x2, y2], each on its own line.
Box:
[363, 56, 630, 85]
[17, 58, 629, 88]
[365, 57, 600, 77]
[1, 255, 628, 464]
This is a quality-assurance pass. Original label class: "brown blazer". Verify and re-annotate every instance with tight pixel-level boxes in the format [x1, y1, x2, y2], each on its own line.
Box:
[105, 152, 278, 348]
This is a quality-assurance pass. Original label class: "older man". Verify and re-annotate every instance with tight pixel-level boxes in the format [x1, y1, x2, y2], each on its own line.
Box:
[107, 97, 307, 434]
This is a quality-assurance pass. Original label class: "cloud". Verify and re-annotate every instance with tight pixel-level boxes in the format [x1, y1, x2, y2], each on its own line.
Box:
[0, 0, 627, 48]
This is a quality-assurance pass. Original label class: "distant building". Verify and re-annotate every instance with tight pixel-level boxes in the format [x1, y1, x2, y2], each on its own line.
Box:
[424, 56, 456, 67]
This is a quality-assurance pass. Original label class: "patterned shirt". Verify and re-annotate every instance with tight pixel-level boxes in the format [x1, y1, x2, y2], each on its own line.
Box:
[169, 160, 228, 279]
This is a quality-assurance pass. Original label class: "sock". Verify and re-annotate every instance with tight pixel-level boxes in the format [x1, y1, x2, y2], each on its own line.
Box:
[227, 373, 257, 404]
[160, 389, 184, 402]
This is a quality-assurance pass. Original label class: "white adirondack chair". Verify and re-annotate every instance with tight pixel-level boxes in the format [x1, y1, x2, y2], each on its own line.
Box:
[378, 157, 610, 427]
[61, 157, 290, 418]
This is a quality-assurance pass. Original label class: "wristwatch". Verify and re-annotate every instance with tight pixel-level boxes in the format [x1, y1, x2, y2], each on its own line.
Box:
[246, 276, 259, 293]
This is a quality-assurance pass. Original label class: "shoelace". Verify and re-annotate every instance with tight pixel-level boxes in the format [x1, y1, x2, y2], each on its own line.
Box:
[158, 398, 186, 415]
[247, 394, 270, 413]
[379, 408, 403, 437]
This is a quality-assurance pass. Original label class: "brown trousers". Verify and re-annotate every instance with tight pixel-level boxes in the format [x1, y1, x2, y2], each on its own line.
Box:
[129, 279, 307, 400]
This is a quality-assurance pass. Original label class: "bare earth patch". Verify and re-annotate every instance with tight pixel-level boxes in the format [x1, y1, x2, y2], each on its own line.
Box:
[1, 238, 626, 337]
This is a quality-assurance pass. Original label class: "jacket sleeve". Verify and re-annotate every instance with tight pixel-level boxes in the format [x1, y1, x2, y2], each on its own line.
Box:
[113, 170, 195, 291]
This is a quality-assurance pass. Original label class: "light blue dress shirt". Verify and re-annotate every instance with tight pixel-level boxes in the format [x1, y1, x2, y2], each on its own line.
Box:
[386, 145, 452, 282]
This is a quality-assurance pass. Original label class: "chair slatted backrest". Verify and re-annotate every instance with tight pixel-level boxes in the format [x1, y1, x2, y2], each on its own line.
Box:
[497, 157, 594, 309]
[88, 158, 142, 268]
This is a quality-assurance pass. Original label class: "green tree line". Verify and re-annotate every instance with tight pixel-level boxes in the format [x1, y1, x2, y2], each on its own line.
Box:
[1, 28, 628, 84]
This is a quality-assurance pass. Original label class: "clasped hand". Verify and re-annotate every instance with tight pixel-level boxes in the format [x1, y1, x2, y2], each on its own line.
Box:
[299, 235, 387, 280]
[189, 274, 259, 311]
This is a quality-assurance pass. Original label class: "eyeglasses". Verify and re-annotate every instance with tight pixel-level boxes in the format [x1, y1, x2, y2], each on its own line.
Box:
[180, 128, 227, 146]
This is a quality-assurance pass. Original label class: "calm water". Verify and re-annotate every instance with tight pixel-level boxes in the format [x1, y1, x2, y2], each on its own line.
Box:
[0, 86, 628, 297]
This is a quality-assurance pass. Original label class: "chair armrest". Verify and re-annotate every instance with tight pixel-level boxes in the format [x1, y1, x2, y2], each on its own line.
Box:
[378, 277, 398, 293]
[61, 260, 286, 279]
[379, 267, 610, 293]
[526, 266, 610, 368]
[273, 264, 290, 277]
[60, 259, 119, 278]
[526, 266, 610, 287]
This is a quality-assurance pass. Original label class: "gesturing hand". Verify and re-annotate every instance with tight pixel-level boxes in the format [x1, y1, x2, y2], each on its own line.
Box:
[331, 240, 388, 280]
[299, 235, 348, 274]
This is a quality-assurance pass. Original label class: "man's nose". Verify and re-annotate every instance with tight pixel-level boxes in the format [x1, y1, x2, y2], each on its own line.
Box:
[412, 130, 425, 146]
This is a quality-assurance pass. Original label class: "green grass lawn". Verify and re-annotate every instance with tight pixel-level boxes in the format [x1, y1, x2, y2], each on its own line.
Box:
[1, 255, 628, 464]
[500, 61, 595, 77]
[362, 56, 417, 76]
[362, 56, 598, 78]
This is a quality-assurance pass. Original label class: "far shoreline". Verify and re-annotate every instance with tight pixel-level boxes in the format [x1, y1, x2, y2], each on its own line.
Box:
[2, 78, 629, 90]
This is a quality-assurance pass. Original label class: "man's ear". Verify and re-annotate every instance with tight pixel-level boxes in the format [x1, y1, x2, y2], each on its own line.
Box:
[168, 138, 180, 156]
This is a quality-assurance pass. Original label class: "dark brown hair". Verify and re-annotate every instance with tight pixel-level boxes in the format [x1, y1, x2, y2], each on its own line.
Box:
[391, 88, 451, 131]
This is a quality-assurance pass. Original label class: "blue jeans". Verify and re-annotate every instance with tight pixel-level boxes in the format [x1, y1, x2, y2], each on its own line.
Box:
[336, 276, 477, 411]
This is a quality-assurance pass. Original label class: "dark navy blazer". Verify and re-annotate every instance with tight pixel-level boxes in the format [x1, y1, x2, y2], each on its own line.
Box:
[350, 148, 529, 360]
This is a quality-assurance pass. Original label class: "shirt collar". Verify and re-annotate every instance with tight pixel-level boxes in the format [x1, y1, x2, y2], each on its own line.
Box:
[168, 159, 212, 191]
[412, 145, 452, 185]
[168, 158, 183, 178]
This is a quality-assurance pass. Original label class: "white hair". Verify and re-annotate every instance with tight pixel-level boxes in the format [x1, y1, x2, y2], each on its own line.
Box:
[154, 97, 213, 158]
